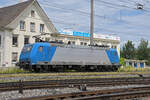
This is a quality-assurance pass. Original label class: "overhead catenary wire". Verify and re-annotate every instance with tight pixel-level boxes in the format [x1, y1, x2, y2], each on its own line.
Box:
[96, 0, 150, 12]
[40, 0, 150, 40]
[38, 0, 150, 37]
[1, 0, 149, 38]
[40, 2, 124, 23]
[41, 0, 150, 23]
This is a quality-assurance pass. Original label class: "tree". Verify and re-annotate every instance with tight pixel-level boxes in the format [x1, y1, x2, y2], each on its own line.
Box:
[121, 40, 135, 59]
[136, 38, 149, 60]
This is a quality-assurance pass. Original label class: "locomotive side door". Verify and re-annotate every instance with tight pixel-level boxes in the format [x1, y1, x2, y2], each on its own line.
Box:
[36, 46, 45, 62]
[36, 46, 49, 62]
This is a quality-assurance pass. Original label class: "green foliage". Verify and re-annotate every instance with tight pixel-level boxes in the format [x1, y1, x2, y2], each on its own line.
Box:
[146, 60, 150, 65]
[136, 38, 150, 60]
[121, 38, 150, 65]
[121, 40, 135, 59]
[120, 57, 125, 66]
[118, 66, 150, 72]
[0, 67, 28, 74]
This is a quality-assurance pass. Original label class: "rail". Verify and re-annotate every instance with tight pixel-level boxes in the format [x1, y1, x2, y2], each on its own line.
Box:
[0, 77, 150, 94]
[12, 85, 150, 100]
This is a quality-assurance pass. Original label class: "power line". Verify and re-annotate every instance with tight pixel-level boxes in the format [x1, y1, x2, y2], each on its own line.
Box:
[1, 0, 149, 38]
[96, 0, 135, 9]
[40, 2, 123, 22]
[39, 0, 150, 34]
[96, 0, 150, 12]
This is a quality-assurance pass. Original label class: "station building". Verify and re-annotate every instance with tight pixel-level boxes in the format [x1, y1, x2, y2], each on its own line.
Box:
[49, 30, 120, 56]
[124, 59, 147, 68]
[0, 0, 120, 67]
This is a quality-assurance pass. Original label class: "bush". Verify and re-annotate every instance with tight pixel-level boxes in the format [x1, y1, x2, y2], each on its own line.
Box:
[118, 66, 150, 72]
[120, 57, 125, 66]
[0, 67, 28, 74]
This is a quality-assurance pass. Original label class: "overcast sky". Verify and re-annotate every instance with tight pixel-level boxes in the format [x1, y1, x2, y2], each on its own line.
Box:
[0, 0, 150, 47]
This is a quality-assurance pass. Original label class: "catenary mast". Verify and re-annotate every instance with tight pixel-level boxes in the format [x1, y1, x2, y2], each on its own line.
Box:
[90, 0, 94, 46]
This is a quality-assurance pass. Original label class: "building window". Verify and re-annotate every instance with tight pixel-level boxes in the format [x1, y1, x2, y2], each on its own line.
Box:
[111, 45, 117, 49]
[12, 35, 18, 47]
[20, 21, 25, 30]
[24, 36, 29, 44]
[40, 24, 44, 33]
[58, 40, 63, 42]
[31, 10, 35, 17]
[30, 22, 35, 32]
[80, 42, 83, 45]
[72, 41, 75, 45]
[68, 41, 71, 45]
[35, 38, 39, 42]
[12, 52, 18, 62]
[129, 62, 132, 66]
[84, 43, 87, 46]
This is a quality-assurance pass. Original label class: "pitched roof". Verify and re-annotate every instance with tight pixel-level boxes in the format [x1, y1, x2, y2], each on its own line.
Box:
[0, 0, 34, 28]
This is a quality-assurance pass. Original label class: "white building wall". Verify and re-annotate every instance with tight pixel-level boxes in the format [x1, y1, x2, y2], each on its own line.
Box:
[0, 30, 5, 67]
[2, 29, 12, 67]
[2, 3, 54, 67]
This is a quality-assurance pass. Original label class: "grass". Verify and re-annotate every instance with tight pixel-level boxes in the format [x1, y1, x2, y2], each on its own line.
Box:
[117, 66, 150, 72]
[0, 67, 28, 74]
[0, 71, 150, 78]
[0, 66, 150, 78]
[1, 66, 150, 83]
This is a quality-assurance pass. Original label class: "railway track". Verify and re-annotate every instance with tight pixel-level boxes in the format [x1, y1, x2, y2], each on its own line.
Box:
[0, 77, 150, 93]
[12, 85, 150, 100]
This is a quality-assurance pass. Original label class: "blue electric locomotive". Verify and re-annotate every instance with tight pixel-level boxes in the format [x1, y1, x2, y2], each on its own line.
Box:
[19, 42, 120, 72]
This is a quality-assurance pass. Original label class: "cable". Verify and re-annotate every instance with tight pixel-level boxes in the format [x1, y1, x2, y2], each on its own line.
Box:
[96, 0, 134, 9]
[1, 0, 150, 39]
[40, 2, 123, 22]
[38, 1, 150, 38]
[96, 0, 150, 13]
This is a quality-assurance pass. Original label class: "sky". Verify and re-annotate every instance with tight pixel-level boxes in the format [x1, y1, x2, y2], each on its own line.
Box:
[0, 0, 150, 47]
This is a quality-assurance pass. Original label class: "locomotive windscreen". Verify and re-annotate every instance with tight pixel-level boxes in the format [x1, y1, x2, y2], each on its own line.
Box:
[22, 45, 33, 53]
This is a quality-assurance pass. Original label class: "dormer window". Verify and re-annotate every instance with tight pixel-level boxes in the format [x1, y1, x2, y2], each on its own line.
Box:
[31, 10, 35, 17]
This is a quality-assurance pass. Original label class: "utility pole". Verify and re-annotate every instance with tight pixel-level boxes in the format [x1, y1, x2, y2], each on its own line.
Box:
[90, 0, 94, 46]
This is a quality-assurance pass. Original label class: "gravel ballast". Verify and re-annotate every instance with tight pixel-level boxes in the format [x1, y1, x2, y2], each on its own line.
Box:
[1, 74, 150, 82]
[0, 85, 149, 100]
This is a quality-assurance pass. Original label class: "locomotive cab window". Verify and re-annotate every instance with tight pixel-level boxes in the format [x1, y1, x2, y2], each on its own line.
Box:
[22, 45, 33, 53]
[111, 51, 113, 56]
[39, 46, 43, 52]
[114, 51, 117, 56]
